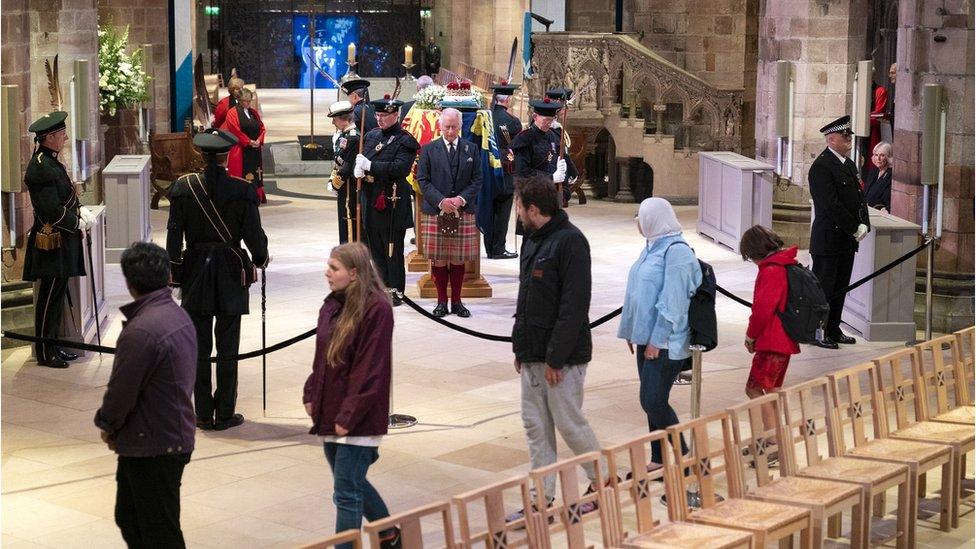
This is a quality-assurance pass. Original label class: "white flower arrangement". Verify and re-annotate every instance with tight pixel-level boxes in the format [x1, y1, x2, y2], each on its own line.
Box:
[413, 84, 447, 109]
[98, 26, 150, 116]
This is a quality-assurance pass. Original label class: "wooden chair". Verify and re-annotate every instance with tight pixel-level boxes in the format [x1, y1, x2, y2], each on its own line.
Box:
[827, 362, 955, 545]
[604, 431, 753, 549]
[363, 500, 457, 548]
[667, 411, 813, 548]
[299, 529, 363, 549]
[527, 451, 613, 548]
[779, 378, 911, 548]
[148, 130, 206, 209]
[954, 326, 975, 406]
[728, 394, 865, 548]
[917, 335, 975, 424]
[452, 475, 545, 548]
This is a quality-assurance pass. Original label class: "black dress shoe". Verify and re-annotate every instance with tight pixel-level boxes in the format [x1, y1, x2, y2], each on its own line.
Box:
[432, 302, 448, 318]
[451, 302, 471, 318]
[56, 348, 79, 361]
[196, 417, 215, 431]
[37, 356, 69, 369]
[831, 333, 856, 345]
[495, 251, 518, 259]
[213, 414, 245, 431]
[812, 338, 839, 350]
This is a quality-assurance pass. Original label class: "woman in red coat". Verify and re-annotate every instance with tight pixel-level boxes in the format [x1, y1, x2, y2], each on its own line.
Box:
[222, 88, 267, 203]
[212, 77, 244, 129]
[740, 225, 800, 440]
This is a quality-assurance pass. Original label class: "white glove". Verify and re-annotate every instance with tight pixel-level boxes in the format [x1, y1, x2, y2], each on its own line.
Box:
[854, 223, 869, 242]
[354, 166, 365, 178]
[551, 120, 562, 129]
[552, 158, 567, 183]
[355, 154, 371, 172]
[77, 206, 96, 230]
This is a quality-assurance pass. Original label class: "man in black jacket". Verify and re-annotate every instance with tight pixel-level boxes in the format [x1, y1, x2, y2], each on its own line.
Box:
[510, 175, 604, 512]
[808, 115, 870, 349]
[486, 81, 521, 259]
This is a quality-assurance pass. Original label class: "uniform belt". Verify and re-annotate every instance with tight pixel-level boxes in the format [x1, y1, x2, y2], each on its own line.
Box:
[189, 242, 233, 251]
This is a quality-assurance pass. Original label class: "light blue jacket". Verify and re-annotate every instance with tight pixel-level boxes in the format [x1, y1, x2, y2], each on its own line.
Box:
[617, 234, 702, 360]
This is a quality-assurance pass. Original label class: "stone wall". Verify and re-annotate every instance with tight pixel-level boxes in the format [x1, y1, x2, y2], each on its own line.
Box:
[2, 0, 33, 260]
[567, 0, 616, 32]
[889, 0, 974, 332]
[428, 0, 529, 80]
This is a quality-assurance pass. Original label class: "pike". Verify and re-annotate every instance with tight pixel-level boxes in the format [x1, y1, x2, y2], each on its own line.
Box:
[304, 51, 342, 88]
[387, 77, 402, 257]
[506, 38, 518, 83]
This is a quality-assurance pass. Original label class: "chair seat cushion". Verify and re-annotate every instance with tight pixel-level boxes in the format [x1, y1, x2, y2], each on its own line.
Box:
[847, 438, 949, 464]
[932, 406, 975, 425]
[890, 421, 974, 446]
[625, 521, 753, 548]
[691, 497, 809, 531]
[750, 476, 860, 507]
[798, 456, 906, 485]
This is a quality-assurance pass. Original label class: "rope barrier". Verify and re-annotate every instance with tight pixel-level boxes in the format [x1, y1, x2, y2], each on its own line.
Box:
[1, 237, 932, 358]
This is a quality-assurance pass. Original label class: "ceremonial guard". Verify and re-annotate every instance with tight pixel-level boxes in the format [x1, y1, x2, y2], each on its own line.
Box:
[416, 108, 483, 318]
[425, 37, 442, 76]
[511, 97, 578, 209]
[341, 77, 378, 134]
[354, 95, 420, 306]
[486, 81, 521, 259]
[808, 115, 870, 349]
[167, 129, 270, 431]
[22, 111, 96, 368]
[328, 100, 360, 244]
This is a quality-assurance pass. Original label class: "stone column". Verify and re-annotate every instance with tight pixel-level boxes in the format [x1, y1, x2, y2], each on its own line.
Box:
[612, 158, 634, 202]
[755, 0, 869, 248]
[653, 103, 666, 135]
[890, 0, 974, 332]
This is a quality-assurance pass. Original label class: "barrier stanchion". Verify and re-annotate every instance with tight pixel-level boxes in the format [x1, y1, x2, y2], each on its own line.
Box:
[684, 344, 715, 509]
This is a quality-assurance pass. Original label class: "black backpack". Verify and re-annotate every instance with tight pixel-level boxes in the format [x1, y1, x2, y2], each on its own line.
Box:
[665, 242, 718, 354]
[777, 264, 830, 344]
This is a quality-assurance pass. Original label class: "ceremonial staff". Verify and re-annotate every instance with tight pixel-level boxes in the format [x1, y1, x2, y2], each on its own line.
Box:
[556, 102, 569, 199]
[355, 94, 367, 242]
[85, 229, 102, 355]
[261, 267, 267, 416]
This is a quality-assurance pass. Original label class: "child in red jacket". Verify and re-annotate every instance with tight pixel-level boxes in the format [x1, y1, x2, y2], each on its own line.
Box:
[739, 225, 800, 435]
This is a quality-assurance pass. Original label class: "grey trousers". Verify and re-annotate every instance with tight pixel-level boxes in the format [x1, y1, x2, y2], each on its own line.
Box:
[520, 362, 605, 500]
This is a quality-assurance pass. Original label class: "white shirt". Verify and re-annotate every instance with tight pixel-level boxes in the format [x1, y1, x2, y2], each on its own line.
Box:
[443, 137, 459, 153]
[828, 146, 848, 164]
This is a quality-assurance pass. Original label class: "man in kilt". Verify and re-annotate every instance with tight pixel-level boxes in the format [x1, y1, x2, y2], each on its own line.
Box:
[415, 108, 483, 318]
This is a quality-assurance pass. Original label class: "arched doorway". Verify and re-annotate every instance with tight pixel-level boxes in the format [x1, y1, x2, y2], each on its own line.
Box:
[586, 128, 616, 199]
[630, 159, 654, 201]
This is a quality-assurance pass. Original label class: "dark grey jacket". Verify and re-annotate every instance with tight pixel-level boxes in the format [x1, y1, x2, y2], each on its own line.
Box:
[513, 209, 592, 368]
[94, 288, 197, 457]
[416, 137, 483, 215]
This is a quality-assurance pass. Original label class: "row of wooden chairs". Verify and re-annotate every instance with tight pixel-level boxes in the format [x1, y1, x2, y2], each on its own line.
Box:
[302, 327, 975, 549]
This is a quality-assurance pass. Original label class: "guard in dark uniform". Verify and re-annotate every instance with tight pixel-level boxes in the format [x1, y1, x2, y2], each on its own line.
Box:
[486, 81, 521, 259]
[545, 88, 580, 206]
[808, 115, 871, 349]
[354, 95, 420, 306]
[22, 111, 94, 368]
[166, 129, 269, 431]
[341, 77, 378, 134]
[328, 100, 360, 244]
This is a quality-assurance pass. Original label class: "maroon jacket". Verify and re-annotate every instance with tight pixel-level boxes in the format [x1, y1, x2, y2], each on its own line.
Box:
[303, 291, 393, 436]
[746, 247, 801, 356]
[94, 288, 197, 457]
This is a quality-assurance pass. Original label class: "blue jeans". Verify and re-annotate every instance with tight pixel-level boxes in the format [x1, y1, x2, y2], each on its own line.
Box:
[636, 346, 689, 464]
[323, 442, 391, 548]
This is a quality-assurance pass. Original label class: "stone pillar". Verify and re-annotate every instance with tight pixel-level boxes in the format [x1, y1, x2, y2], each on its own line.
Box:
[654, 103, 666, 135]
[612, 158, 634, 202]
[755, 0, 869, 248]
[890, 0, 974, 332]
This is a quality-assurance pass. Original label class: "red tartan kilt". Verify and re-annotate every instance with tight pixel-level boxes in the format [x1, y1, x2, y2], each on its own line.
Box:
[420, 212, 479, 263]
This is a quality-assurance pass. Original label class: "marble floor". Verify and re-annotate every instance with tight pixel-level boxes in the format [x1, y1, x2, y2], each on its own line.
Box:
[2, 180, 972, 548]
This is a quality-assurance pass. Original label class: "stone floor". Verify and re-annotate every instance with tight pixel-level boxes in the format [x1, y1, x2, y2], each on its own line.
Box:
[2, 179, 973, 548]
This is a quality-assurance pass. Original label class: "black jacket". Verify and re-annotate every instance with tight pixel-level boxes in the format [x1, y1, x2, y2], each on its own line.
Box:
[416, 137, 483, 215]
[22, 146, 85, 280]
[353, 100, 378, 134]
[166, 167, 269, 316]
[333, 126, 360, 183]
[863, 167, 891, 211]
[808, 148, 871, 256]
[513, 209, 592, 368]
[511, 125, 578, 182]
[361, 125, 420, 231]
[492, 104, 521, 195]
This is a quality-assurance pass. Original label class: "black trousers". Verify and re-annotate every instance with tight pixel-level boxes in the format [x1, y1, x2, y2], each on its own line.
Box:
[115, 453, 191, 549]
[34, 276, 69, 362]
[191, 314, 241, 421]
[336, 184, 359, 244]
[484, 193, 514, 256]
[365, 225, 406, 293]
[812, 252, 856, 337]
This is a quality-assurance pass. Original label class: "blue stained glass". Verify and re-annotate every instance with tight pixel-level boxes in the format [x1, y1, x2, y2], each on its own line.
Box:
[294, 15, 358, 89]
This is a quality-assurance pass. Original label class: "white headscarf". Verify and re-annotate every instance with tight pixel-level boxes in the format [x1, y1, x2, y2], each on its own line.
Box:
[637, 197, 682, 246]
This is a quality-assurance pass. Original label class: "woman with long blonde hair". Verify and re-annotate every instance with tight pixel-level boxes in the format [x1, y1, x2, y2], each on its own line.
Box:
[303, 242, 400, 548]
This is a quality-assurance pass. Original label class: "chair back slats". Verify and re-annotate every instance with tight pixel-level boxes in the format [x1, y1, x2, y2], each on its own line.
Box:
[364, 500, 456, 549]
[727, 394, 793, 482]
[299, 529, 363, 549]
[778, 378, 841, 468]
[874, 347, 928, 428]
[528, 451, 606, 549]
[917, 335, 965, 414]
[828, 363, 890, 450]
[453, 476, 537, 548]
[667, 411, 745, 520]
[955, 327, 975, 405]
[603, 431, 670, 531]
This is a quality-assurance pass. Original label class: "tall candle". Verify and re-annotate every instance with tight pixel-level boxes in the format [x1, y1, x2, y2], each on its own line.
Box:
[347, 42, 356, 64]
[405, 45, 413, 64]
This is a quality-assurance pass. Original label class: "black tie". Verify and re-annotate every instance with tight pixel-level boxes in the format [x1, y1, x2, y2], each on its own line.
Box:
[448, 143, 456, 161]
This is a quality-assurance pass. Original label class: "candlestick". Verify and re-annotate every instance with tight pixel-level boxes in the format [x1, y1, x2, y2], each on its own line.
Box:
[404, 45, 413, 65]
[347, 42, 356, 64]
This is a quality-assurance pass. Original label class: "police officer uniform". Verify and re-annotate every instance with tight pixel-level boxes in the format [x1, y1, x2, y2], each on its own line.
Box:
[328, 101, 360, 244]
[340, 77, 378, 134]
[354, 96, 420, 305]
[22, 111, 88, 368]
[166, 129, 270, 430]
[487, 81, 521, 259]
[808, 115, 871, 349]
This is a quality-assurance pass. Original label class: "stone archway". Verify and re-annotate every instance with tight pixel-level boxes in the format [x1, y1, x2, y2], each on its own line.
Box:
[584, 128, 616, 199]
[630, 159, 654, 201]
